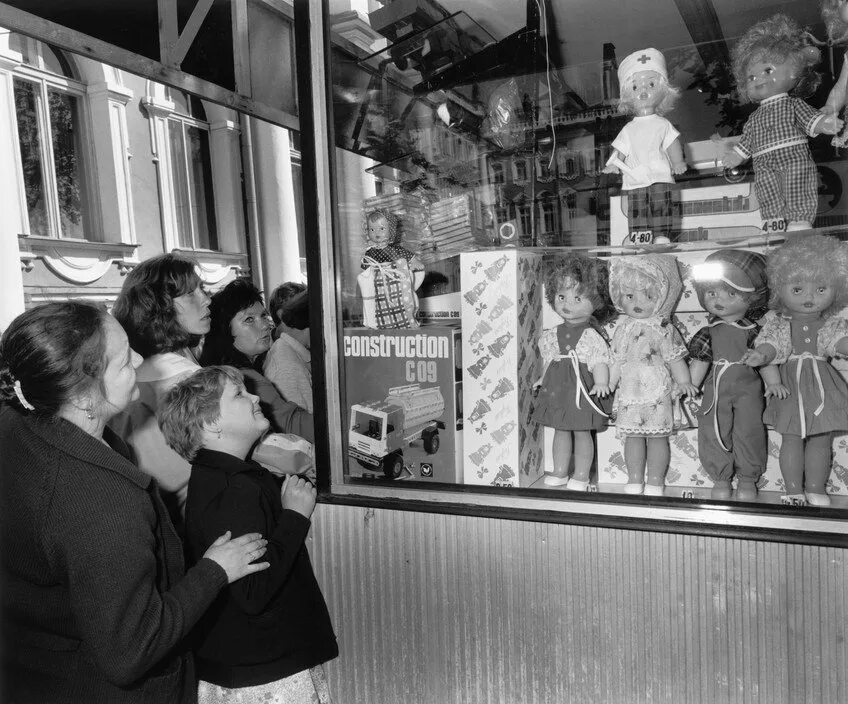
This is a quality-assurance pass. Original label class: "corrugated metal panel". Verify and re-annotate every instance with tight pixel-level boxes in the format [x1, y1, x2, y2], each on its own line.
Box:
[308, 505, 847, 704]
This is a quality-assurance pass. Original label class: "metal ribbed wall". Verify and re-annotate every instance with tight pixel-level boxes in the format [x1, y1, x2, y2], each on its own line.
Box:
[308, 504, 846, 704]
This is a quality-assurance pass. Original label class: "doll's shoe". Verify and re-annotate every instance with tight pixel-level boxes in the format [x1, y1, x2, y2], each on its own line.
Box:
[623, 482, 644, 495]
[543, 473, 569, 487]
[804, 492, 831, 507]
[644, 483, 665, 497]
[567, 478, 589, 492]
[735, 479, 758, 502]
[711, 481, 732, 500]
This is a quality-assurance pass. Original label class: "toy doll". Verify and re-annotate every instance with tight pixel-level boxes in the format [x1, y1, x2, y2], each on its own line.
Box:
[608, 255, 699, 496]
[531, 253, 617, 489]
[688, 250, 770, 500]
[820, 0, 848, 147]
[358, 208, 425, 329]
[722, 14, 844, 231]
[602, 48, 687, 242]
[743, 234, 848, 506]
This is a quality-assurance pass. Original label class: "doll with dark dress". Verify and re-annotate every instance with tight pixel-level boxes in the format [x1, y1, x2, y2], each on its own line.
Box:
[688, 250, 771, 501]
[358, 209, 425, 329]
[743, 234, 848, 507]
[532, 253, 616, 489]
[721, 14, 843, 231]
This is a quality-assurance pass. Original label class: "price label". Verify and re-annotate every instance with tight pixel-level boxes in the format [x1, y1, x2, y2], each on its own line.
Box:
[681, 490, 695, 499]
[625, 230, 654, 245]
[761, 219, 787, 234]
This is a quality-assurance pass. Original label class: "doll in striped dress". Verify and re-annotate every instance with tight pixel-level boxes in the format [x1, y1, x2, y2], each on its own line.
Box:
[531, 253, 616, 489]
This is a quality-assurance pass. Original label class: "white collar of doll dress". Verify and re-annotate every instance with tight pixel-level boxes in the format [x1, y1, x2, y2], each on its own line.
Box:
[706, 315, 757, 330]
[623, 314, 666, 329]
[758, 92, 789, 106]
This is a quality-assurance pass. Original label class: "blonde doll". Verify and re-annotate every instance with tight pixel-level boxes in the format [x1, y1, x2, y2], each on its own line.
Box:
[743, 234, 848, 506]
[602, 48, 686, 241]
[820, 0, 848, 147]
[608, 255, 698, 495]
[531, 253, 616, 489]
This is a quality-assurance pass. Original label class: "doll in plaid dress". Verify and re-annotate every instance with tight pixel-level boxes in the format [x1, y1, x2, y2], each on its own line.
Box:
[742, 234, 848, 507]
[358, 209, 425, 329]
[531, 254, 616, 489]
[722, 14, 844, 231]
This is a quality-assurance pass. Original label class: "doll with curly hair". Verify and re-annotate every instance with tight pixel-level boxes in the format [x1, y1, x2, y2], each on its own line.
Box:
[820, 0, 848, 147]
[722, 14, 844, 231]
[743, 234, 848, 506]
[602, 48, 686, 242]
[531, 253, 616, 489]
[607, 255, 699, 496]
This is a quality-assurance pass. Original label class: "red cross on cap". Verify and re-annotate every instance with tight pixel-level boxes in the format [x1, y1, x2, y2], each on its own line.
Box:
[637, 54, 651, 64]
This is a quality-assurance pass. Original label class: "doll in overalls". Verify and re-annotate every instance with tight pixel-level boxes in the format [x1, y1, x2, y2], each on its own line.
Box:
[722, 14, 844, 231]
[531, 253, 617, 489]
[358, 209, 425, 329]
[607, 255, 699, 496]
[688, 250, 771, 500]
[602, 48, 687, 242]
[743, 234, 848, 506]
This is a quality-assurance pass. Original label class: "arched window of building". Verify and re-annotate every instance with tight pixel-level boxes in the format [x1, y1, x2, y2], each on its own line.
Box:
[9, 33, 94, 240]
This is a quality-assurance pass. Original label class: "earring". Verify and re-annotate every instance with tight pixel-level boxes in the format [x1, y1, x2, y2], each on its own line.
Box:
[85, 403, 95, 421]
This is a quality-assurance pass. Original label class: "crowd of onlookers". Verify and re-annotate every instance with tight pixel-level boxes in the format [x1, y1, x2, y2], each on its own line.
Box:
[0, 253, 336, 704]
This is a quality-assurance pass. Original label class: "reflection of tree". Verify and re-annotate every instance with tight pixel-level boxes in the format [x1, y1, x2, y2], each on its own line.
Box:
[49, 92, 83, 228]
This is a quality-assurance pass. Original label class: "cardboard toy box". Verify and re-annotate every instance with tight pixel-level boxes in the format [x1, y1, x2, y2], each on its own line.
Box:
[343, 326, 463, 483]
[460, 250, 545, 487]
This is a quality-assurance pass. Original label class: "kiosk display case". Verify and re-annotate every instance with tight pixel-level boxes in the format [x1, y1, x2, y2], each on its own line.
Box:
[313, 0, 848, 546]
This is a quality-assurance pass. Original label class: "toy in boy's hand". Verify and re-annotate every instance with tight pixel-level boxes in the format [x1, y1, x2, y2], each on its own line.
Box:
[607, 254, 696, 496]
[357, 208, 425, 329]
[742, 234, 848, 507]
[722, 14, 843, 231]
[531, 253, 617, 490]
[602, 48, 686, 242]
[819, 0, 848, 147]
[688, 250, 771, 500]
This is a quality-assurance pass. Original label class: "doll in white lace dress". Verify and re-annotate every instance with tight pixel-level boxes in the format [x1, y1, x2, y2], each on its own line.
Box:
[608, 255, 699, 495]
[531, 253, 616, 489]
[743, 234, 848, 506]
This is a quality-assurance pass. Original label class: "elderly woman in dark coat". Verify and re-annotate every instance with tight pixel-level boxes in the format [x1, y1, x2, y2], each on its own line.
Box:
[0, 302, 269, 704]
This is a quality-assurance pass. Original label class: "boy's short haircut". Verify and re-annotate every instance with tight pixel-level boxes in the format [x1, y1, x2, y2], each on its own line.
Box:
[268, 282, 307, 326]
[158, 365, 243, 462]
[277, 290, 310, 331]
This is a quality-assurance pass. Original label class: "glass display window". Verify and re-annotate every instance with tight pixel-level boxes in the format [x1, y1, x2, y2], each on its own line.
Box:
[315, 0, 848, 543]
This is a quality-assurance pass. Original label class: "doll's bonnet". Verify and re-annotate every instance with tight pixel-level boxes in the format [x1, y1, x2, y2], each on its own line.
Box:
[609, 254, 683, 320]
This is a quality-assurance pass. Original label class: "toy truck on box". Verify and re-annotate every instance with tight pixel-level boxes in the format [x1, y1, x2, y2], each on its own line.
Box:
[348, 384, 445, 479]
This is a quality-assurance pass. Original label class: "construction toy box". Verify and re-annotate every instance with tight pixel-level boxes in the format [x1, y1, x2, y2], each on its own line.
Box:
[343, 326, 463, 483]
[460, 250, 545, 487]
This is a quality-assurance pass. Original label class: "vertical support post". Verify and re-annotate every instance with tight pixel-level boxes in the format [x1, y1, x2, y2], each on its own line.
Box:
[232, 0, 251, 96]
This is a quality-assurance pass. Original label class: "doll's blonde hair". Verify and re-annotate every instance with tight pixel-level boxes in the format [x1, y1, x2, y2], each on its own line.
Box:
[731, 14, 821, 104]
[766, 234, 848, 317]
[608, 264, 661, 314]
[822, 1, 848, 45]
[617, 74, 680, 116]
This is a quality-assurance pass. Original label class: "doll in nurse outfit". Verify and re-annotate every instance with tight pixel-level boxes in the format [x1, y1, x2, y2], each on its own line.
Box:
[820, 0, 848, 147]
[531, 253, 616, 489]
[602, 48, 687, 242]
[359, 209, 425, 329]
[688, 250, 771, 501]
[722, 14, 843, 231]
[607, 255, 699, 496]
[742, 234, 848, 507]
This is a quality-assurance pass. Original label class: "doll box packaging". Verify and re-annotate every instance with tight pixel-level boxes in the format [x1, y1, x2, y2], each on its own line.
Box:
[460, 250, 545, 487]
[343, 326, 463, 484]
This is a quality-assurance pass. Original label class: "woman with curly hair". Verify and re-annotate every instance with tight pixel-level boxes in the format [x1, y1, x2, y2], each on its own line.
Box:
[743, 234, 848, 506]
[722, 13, 843, 230]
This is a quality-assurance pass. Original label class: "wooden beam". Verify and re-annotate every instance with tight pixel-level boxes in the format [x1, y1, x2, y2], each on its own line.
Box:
[157, 0, 179, 66]
[172, 0, 216, 67]
[672, 0, 729, 67]
[231, 0, 251, 96]
[0, 2, 298, 131]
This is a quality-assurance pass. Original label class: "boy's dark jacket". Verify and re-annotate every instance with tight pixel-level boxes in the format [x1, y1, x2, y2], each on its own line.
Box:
[185, 448, 338, 688]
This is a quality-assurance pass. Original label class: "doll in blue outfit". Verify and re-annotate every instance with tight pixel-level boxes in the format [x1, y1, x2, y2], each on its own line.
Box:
[532, 253, 616, 489]
[743, 234, 848, 507]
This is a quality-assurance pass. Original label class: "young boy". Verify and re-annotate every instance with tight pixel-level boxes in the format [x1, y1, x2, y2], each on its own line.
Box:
[159, 365, 337, 702]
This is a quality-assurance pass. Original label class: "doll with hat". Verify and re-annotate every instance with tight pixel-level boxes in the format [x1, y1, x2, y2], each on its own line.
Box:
[607, 254, 699, 496]
[358, 208, 425, 329]
[688, 250, 771, 500]
[531, 253, 617, 489]
[602, 48, 687, 242]
[721, 14, 844, 231]
[742, 234, 848, 507]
